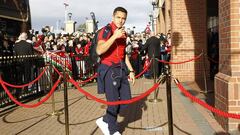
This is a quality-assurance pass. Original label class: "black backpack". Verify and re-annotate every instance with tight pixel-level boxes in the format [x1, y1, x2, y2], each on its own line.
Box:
[89, 24, 112, 66]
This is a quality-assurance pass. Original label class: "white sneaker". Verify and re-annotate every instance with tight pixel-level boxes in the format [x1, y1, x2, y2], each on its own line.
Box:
[113, 131, 121, 135]
[96, 117, 110, 135]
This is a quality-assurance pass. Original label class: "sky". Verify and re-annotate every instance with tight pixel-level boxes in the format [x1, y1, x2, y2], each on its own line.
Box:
[29, 0, 153, 33]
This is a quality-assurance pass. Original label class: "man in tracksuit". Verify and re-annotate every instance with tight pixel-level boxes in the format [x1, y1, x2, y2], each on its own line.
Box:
[96, 7, 135, 135]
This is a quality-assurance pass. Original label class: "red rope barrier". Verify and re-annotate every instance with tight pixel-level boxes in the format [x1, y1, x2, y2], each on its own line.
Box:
[77, 73, 98, 84]
[0, 77, 61, 108]
[135, 59, 152, 79]
[156, 53, 203, 64]
[68, 78, 160, 105]
[76, 62, 152, 84]
[78, 60, 152, 83]
[174, 79, 240, 119]
[53, 59, 152, 85]
[1, 67, 48, 88]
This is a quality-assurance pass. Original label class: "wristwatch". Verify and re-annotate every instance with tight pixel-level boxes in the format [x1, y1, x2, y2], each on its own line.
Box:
[129, 71, 135, 74]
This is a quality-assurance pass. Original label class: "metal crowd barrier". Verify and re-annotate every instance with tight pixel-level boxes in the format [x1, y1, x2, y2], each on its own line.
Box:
[0, 54, 97, 108]
[74, 55, 96, 82]
[0, 55, 50, 108]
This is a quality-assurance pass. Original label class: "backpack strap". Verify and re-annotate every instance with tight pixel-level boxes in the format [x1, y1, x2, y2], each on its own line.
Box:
[102, 24, 112, 39]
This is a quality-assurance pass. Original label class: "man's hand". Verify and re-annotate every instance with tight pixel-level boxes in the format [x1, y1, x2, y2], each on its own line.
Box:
[113, 27, 126, 39]
[129, 72, 135, 85]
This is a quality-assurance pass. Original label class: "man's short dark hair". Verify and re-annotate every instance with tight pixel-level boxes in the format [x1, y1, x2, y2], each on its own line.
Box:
[113, 7, 128, 15]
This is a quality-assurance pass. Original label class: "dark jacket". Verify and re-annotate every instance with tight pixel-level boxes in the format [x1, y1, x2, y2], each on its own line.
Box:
[140, 36, 160, 58]
[13, 40, 34, 55]
[13, 40, 35, 84]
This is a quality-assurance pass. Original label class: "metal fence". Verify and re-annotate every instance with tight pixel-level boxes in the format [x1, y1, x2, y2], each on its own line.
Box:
[0, 54, 96, 108]
[0, 55, 50, 108]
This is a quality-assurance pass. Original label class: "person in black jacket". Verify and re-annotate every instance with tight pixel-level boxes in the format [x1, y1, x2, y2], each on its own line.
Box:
[140, 33, 161, 78]
[14, 33, 34, 55]
[13, 32, 34, 99]
[66, 39, 79, 81]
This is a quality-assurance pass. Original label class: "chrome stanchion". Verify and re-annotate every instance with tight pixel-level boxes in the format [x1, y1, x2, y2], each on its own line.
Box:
[63, 58, 70, 135]
[47, 90, 63, 116]
[47, 57, 63, 116]
[149, 55, 162, 103]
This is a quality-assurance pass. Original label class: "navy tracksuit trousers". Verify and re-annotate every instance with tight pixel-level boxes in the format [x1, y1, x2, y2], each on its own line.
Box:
[99, 63, 131, 134]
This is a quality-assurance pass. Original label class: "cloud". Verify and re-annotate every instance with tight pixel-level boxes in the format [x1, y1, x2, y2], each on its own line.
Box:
[29, 0, 152, 32]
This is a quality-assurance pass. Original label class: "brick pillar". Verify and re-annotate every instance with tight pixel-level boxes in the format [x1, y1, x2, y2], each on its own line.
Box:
[165, 0, 171, 32]
[159, 8, 166, 34]
[156, 2, 165, 34]
[156, 0, 171, 34]
[215, 0, 240, 131]
[171, 0, 207, 81]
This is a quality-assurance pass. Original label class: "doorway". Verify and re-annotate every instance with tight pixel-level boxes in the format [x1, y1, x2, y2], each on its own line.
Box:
[207, 0, 219, 81]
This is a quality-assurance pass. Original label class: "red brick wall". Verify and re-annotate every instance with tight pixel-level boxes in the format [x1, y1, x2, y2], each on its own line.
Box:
[171, 0, 207, 81]
[156, 0, 171, 34]
[165, 0, 171, 32]
[215, 0, 240, 131]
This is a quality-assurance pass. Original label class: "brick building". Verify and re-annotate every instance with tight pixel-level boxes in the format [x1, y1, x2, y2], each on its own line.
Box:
[155, 0, 240, 132]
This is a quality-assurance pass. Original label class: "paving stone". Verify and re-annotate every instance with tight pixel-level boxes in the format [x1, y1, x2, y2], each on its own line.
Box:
[0, 78, 226, 135]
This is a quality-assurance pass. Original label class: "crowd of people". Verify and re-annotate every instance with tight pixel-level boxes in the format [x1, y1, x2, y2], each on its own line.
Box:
[0, 26, 172, 81]
[0, 16, 172, 134]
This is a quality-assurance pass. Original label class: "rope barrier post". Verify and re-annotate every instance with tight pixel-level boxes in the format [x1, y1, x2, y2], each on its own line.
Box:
[47, 56, 63, 116]
[63, 58, 70, 135]
[166, 66, 174, 135]
[149, 55, 162, 103]
[201, 51, 211, 94]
